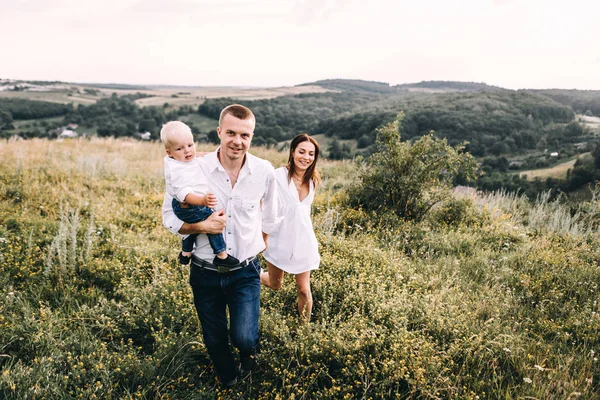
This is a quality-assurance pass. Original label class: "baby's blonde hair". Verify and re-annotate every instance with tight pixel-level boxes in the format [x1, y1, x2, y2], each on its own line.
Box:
[160, 121, 193, 147]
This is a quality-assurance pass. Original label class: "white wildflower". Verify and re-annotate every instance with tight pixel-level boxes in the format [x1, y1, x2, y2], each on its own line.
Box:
[523, 377, 532, 384]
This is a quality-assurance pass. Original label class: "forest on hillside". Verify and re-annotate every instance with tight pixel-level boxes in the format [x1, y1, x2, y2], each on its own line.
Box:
[2, 80, 600, 196]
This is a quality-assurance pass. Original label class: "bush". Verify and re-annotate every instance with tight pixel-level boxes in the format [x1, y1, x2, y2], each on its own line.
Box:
[349, 113, 479, 221]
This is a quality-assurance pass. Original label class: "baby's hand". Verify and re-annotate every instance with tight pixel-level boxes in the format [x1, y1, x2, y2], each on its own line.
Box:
[206, 193, 218, 209]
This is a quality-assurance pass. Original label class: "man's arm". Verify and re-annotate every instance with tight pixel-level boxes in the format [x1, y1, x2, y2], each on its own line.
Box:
[179, 210, 227, 234]
[162, 193, 226, 235]
[260, 169, 280, 235]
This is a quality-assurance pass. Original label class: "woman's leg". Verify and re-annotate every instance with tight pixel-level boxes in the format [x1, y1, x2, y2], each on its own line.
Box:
[260, 261, 285, 290]
[295, 271, 312, 323]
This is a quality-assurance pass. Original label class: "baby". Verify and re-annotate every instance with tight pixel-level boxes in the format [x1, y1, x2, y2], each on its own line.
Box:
[160, 121, 239, 267]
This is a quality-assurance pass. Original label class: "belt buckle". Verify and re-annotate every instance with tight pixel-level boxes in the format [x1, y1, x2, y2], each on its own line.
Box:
[217, 265, 230, 273]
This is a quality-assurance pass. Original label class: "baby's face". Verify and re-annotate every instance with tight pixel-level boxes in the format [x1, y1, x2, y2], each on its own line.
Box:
[166, 132, 196, 162]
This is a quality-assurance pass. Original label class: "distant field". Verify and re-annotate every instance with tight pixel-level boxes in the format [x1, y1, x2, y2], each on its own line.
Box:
[0, 90, 98, 105]
[133, 85, 333, 108]
[0, 83, 332, 109]
[519, 156, 586, 181]
[577, 114, 600, 134]
[307, 133, 358, 152]
[12, 116, 64, 128]
[178, 114, 219, 132]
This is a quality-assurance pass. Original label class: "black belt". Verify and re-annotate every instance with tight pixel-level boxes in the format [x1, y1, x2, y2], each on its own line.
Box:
[191, 255, 257, 273]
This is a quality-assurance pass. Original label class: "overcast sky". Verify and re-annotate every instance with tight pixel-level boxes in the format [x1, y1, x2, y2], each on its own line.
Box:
[1, 0, 598, 89]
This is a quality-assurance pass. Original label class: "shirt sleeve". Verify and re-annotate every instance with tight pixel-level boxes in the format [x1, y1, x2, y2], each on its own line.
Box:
[261, 168, 281, 234]
[161, 192, 187, 237]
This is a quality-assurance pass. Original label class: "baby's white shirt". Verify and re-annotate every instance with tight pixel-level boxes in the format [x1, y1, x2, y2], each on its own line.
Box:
[163, 156, 209, 203]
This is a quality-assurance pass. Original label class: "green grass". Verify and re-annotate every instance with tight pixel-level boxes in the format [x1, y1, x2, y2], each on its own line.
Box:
[0, 138, 599, 399]
[11, 116, 64, 129]
[308, 133, 358, 152]
[178, 113, 219, 132]
[0, 90, 97, 105]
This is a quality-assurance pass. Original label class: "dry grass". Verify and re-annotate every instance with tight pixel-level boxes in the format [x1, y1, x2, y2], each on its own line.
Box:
[519, 158, 577, 181]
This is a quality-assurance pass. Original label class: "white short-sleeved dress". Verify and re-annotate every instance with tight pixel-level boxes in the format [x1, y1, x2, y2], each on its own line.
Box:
[263, 167, 320, 274]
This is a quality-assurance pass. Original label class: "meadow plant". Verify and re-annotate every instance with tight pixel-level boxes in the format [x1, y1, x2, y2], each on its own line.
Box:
[1, 138, 599, 399]
[349, 114, 479, 222]
[44, 204, 96, 277]
[528, 191, 595, 237]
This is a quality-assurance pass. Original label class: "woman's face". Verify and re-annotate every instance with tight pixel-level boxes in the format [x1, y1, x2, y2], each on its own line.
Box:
[292, 140, 316, 174]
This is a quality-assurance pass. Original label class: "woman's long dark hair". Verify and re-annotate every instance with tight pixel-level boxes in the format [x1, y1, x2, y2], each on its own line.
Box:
[286, 134, 321, 188]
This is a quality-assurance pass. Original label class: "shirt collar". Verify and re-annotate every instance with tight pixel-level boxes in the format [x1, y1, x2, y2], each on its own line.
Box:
[205, 147, 255, 175]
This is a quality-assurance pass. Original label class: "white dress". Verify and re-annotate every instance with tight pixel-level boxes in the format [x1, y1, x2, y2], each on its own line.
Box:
[263, 167, 320, 274]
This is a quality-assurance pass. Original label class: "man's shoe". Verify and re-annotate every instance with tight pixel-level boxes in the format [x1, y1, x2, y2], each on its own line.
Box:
[178, 252, 191, 265]
[239, 353, 257, 377]
[222, 376, 238, 389]
[213, 254, 240, 268]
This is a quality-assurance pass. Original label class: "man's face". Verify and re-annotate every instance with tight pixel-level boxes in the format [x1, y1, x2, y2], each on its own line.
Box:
[217, 114, 255, 162]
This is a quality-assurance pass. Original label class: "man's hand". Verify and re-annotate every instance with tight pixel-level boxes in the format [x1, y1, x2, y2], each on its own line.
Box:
[179, 210, 226, 235]
[206, 193, 218, 209]
[202, 209, 226, 234]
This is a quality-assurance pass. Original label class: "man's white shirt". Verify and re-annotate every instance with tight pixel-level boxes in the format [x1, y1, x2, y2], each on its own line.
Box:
[162, 150, 279, 263]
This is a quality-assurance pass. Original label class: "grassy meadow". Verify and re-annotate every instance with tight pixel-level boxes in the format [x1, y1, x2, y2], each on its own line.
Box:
[519, 158, 579, 181]
[1, 138, 599, 399]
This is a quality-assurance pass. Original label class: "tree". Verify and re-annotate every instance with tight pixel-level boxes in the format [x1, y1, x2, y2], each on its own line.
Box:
[357, 134, 373, 148]
[328, 137, 352, 160]
[350, 113, 479, 221]
[139, 119, 157, 134]
[0, 110, 13, 130]
[594, 144, 600, 169]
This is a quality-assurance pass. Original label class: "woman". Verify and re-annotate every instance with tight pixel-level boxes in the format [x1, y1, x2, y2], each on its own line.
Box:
[261, 133, 321, 322]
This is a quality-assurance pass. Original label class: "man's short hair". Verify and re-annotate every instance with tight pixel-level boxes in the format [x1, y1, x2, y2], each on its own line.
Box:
[160, 121, 193, 147]
[219, 104, 255, 126]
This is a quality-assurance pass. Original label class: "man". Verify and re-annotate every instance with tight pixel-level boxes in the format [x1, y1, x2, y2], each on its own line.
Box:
[162, 104, 278, 387]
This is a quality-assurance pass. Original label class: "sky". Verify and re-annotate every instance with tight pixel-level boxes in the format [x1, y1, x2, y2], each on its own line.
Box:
[1, 0, 599, 90]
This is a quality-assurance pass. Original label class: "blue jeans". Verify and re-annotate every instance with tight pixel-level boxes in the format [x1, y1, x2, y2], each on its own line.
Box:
[189, 258, 261, 383]
[172, 199, 226, 254]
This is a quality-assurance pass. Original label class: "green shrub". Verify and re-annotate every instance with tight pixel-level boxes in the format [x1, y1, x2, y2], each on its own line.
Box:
[349, 113, 479, 222]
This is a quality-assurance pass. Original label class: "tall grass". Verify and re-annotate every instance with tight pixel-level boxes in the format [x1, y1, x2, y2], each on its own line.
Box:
[1, 138, 599, 399]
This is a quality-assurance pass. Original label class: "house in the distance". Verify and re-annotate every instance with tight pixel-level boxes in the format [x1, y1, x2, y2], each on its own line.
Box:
[59, 129, 78, 139]
[137, 132, 151, 140]
[509, 161, 524, 169]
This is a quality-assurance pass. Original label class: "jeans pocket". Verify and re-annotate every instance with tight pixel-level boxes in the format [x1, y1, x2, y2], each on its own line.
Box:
[251, 259, 261, 275]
